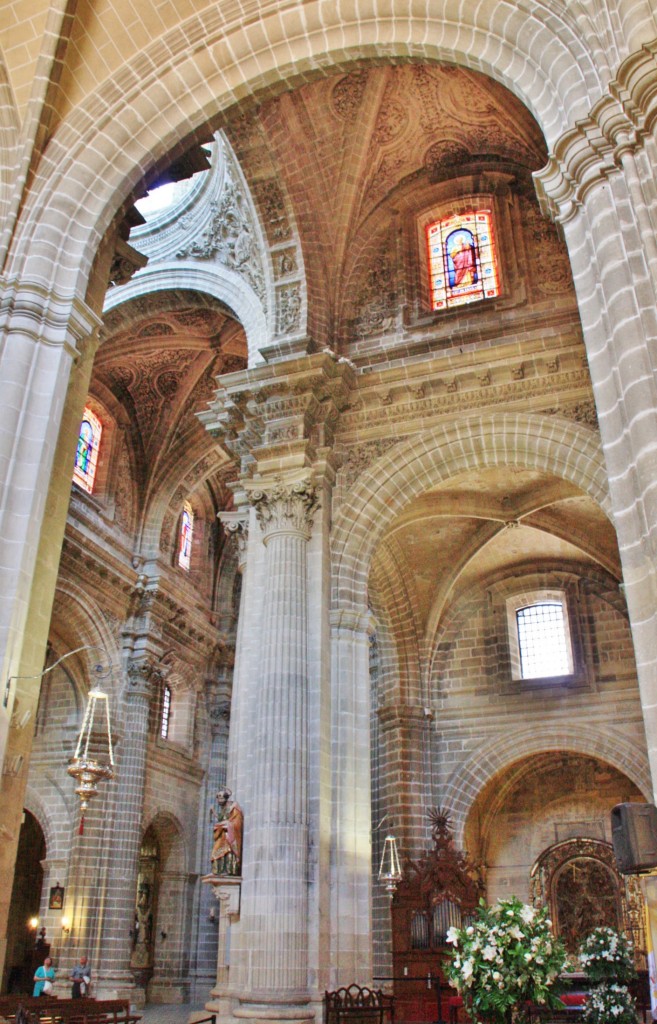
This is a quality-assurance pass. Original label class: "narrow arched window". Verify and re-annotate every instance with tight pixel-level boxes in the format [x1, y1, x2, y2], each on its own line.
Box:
[73, 408, 102, 493]
[160, 684, 172, 739]
[426, 210, 500, 310]
[178, 502, 194, 570]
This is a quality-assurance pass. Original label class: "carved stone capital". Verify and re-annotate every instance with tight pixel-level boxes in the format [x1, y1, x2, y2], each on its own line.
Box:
[109, 237, 148, 288]
[249, 479, 319, 541]
[126, 659, 165, 700]
[219, 511, 249, 569]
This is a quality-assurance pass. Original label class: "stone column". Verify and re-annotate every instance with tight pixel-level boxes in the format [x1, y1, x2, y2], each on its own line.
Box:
[218, 511, 250, 802]
[231, 479, 318, 1024]
[191, 683, 232, 1001]
[96, 658, 160, 998]
[0, 293, 101, 977]
[534, 54, 657, 799]
[329, 609, 374, 989]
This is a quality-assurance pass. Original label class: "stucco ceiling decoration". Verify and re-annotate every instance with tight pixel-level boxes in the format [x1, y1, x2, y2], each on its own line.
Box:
[224, 64, 548, 347]
[95, 298, 247, 466]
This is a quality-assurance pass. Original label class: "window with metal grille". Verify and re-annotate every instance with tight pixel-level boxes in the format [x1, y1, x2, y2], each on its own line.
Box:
[160, 685, 172, 739]
[516, 601, 570, 679]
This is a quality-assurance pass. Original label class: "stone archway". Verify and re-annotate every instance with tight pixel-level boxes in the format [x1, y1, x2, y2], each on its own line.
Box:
[3, 811, 46, 994]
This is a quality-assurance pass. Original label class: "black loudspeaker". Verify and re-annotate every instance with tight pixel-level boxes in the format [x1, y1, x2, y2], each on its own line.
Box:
[611, 802, 657, 874]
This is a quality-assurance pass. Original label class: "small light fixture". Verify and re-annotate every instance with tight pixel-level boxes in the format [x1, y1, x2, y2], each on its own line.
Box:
[160, 930, 167, 941]
[61, 917, 71, 935]
[209, 906, 217, 924]
[378, 833, 402, 897]
[28, 916, 39, 931]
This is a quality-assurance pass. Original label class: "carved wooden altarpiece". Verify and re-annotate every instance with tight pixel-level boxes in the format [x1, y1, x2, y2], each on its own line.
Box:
[391, 809, 484, 1022]
[529, 837, 647, 970]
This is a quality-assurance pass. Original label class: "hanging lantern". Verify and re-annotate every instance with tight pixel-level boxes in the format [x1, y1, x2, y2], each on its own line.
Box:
[378, 833, 402, 897]
[67, 686, 115, 834]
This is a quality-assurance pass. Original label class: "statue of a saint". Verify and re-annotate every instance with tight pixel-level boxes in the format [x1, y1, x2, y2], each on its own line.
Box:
[210, 788, 243, 876]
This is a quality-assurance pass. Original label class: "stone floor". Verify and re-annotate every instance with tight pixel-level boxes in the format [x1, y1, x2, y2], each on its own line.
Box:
[139, 1005, 211, 1024]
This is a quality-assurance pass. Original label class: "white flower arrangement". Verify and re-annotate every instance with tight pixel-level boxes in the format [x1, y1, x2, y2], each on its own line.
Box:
[445, 897, 567, 1024]
[578, 927, 635, 984]
[582, 982, 637, 1024]
[578, 928, 637, 1024]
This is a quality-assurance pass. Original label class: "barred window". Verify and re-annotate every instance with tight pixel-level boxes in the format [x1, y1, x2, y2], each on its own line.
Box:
[516, 601, 570, 679]
[160, 685, 172, 739]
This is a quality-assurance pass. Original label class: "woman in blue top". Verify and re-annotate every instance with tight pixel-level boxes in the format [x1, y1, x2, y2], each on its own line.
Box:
[33, 957, 55, 996]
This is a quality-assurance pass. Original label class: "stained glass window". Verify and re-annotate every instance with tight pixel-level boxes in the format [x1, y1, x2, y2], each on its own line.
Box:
[178, 501, 194, 570]
[73, 408, 102, 493]
[426, 210, 500, 310]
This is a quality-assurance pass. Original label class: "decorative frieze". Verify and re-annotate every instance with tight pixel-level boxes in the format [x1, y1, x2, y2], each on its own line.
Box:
[339, 366, 592, 436]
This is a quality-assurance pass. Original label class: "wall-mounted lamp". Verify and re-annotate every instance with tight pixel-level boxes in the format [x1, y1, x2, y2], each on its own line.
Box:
[209, 906, 217, 924]
[61, 917, 71, 935]
[160, 930, 167, 941]
[28, 916, 39, 932]
[378, 833, 402, 897]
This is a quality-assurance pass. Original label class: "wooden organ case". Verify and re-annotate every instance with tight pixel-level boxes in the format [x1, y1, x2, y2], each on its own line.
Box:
[390, 809, 484, 1023]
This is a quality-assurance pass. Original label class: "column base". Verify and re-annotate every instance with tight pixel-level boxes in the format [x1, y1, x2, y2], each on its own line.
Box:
[233, 1001, 315, 1023]
[234, 1011, 315, 1023]
[204, 1001, 315, 1024]
[93, 973, 137, 1004]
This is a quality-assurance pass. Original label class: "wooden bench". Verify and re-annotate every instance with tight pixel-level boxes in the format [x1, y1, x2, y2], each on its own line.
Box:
[324, 986, 394, 1024]
[0, 998, 140, 1024]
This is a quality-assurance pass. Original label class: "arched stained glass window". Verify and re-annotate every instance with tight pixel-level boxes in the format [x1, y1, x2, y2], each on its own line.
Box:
[178, 501, 194, 570]
[73, 408, 102, 493]
[426, 210, 500, 310]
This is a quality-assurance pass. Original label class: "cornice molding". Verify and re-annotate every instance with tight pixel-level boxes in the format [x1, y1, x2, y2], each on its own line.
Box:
[534, 42, 657, 223]
[0, 277, 102, 360]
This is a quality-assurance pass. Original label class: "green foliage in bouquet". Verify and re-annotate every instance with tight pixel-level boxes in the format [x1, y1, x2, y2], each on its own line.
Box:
[578, 927, 636, 985]
[581, 982, 637, 1024]
[444, 896, 568, 1023]
[577, 927, 637, 1024]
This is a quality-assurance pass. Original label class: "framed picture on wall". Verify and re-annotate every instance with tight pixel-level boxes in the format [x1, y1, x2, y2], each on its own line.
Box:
[49, 885, 64, 910]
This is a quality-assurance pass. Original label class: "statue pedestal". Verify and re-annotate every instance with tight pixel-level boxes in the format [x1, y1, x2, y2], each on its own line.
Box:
[203, 874, 242, 1022]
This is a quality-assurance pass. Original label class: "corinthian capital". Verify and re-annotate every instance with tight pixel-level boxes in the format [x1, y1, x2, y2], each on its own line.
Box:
[249, 479, 319, 540]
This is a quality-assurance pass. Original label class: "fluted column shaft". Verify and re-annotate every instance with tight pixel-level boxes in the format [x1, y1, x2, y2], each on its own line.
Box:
[96, 662, 159, 995]
[219, 512, 250, 802]
[234, 481, 317, 1018]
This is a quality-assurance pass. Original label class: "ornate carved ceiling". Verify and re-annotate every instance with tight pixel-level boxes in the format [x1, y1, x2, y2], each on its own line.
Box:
[96, 293, 246, 496]
[225, 64, 548, 342]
